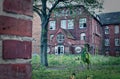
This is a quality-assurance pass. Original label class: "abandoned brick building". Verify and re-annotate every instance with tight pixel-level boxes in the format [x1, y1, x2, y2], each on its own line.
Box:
[99, 12, 120, 56]
[47, 5, 102, 55]
[33, 5, 120, 56]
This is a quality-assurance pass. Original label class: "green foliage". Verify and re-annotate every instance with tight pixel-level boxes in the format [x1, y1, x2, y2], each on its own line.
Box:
[31, 54, 40, 69]
[32, 54, 120, 79]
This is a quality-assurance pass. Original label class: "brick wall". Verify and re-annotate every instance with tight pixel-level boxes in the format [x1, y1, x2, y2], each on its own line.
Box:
[103, 25, 120, 56]
[32, 12, 41, 55]
[0, 0, 33, 79]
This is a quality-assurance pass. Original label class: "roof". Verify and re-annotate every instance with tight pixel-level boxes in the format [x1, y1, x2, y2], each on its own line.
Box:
[98, 12, 120, 25]
[62, 29, 75, 39]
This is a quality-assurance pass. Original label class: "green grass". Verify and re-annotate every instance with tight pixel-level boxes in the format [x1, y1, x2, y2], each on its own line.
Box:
[32, 54, 120, 79]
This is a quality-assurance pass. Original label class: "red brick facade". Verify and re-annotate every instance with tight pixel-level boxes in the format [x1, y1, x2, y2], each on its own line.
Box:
[32, 6, 120, 57]
[47, 5, 102, 54]
[103, 25, 120, 56]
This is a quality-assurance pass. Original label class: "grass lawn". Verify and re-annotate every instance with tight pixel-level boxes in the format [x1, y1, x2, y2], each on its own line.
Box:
[32, 54, 120, 79]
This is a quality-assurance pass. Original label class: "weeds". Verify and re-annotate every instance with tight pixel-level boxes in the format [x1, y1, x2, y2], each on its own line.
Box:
[32, 54, 120, 79]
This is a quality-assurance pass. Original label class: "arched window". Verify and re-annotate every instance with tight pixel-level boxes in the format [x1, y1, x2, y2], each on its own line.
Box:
[80, 33, 86, 40]
[50, 34, 54, 41]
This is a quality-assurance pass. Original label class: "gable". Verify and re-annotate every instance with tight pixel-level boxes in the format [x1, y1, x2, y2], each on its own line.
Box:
[52, 28, 75, 41]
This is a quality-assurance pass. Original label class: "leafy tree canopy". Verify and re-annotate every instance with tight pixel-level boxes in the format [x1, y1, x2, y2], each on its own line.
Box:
[33, 0, 104, 16]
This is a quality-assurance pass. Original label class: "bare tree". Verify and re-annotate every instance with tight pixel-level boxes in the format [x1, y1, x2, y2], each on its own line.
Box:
[33, 0, 103, 66]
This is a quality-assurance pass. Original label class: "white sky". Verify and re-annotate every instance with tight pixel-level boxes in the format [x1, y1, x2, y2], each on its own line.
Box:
[102, 0, 120, 13]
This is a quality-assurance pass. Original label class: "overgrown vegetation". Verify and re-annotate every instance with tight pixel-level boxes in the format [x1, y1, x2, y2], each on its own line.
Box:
[32, 54, 120, 79]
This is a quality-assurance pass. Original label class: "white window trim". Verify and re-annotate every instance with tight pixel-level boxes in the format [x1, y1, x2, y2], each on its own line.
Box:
[114, 25, 119, 34]
[80, 33, 86, 40]
[55, 45, 64, 55]
[61, 20, 67, 29]
[50, 34, 54, 41]
[68, 19, 74, 29]
[79, 18, 87, 29]
[105, 39, 110, 46]
[57, 33, 65, 43]
[115, 38, 120, 46]
[49, 21, 56, 30]
[61, 19, 74, 29]
[104, 26, 109, 34]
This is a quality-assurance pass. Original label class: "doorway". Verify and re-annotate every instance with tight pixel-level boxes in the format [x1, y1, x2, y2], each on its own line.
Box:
[55, 45, 64, 55]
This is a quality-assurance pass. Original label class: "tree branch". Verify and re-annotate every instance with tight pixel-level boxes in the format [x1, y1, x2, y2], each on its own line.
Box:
[41, 0, 47, 16]
[48, 0, 60, 18]
[33, 5, 42, 18]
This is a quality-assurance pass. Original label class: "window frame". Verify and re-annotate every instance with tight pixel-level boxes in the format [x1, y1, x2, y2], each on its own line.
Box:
[57, 33, 65, 43]
[114, 25, 119, 34]
[68, 19, 74, 29]
[80, 33, 86, 40]
[79, 18, 87, 29]
[49, 21, 56, 30]
[61, 19, 74, 29]
[104, 39, 110, 46]
[104, 26, 109, 34]
[50, 34, 54, 41]
[115, 38, 120, 46]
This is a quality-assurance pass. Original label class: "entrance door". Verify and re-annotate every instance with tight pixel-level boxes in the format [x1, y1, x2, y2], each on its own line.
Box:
[55, 45, 64, 55]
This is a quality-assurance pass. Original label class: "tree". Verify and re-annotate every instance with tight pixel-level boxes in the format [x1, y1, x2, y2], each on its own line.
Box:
[33, 0, 103, 66]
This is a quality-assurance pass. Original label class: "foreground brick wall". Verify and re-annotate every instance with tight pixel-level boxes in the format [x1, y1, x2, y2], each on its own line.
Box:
[0, 0, 33, 79]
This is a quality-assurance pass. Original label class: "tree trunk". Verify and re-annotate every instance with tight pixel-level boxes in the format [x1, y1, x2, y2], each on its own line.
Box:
[40, 16, 49, 66]
[35, 0, 60, 67]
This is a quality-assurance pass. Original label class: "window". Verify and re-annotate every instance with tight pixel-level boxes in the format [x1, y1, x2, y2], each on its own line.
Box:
[50, 34, 54, 41]
[79, 18, 87, 29]
[104, 39, 110, 46]
[114, 25, 119, 34]
[115, 38, 120, 46]
[61, 20, 67, 29]
[55, 45, 64, 55]
[47, 47, 50, 53]
[61, 19, 74, 29]
[57, 33, 65, 43]
[104, 26, 109, 34]
[80, 33, 86, 40]
[68, 20, 74, 29]
[49, 21, 56, 30]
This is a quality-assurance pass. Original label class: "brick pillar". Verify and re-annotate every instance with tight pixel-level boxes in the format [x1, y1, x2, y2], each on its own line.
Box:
[0, 0, 33, 79]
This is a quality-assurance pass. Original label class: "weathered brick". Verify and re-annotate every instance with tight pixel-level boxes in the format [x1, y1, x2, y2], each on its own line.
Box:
[0, 64, 31, 79]
[0, 16, 32, 37]
[3, 0, 33, 16]
[3, 40, 32, 59]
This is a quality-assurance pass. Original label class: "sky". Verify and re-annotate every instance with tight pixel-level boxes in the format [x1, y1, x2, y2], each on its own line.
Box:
[102, 0, 120, 13]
